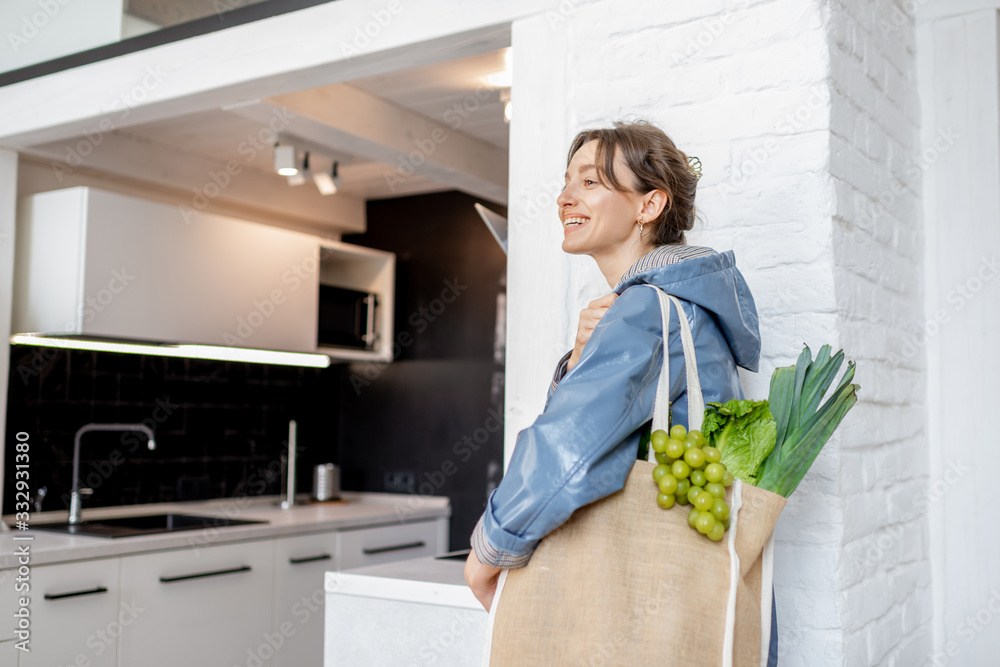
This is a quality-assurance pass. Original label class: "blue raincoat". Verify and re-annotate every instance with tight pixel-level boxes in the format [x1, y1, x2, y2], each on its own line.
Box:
[477, 249, 778, 664]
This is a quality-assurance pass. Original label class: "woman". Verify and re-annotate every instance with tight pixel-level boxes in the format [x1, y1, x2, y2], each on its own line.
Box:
[465, 120, 777, 664]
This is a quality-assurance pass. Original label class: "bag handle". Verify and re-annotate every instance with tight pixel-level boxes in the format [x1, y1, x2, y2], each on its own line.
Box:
[647, 287, 705, 460]
[646, 286, 752, 667]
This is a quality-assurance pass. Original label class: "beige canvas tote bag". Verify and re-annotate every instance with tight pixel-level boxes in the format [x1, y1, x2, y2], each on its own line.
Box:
[484, 287, 786, 667]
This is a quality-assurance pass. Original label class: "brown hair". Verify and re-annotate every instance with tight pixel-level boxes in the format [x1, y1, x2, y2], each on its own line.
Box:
[566, 120, 699, 245]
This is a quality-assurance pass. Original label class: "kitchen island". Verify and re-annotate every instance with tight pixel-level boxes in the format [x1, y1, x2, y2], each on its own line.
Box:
[325, 551, 488, 666]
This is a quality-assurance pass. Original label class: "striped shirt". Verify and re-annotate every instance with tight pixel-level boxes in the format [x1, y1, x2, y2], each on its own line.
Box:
[614, 243, 716, 289]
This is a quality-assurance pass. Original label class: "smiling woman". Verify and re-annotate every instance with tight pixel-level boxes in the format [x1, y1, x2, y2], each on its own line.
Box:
[466, 120, 776, 664]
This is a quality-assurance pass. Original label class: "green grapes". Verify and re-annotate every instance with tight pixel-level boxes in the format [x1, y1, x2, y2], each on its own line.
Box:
[651, 427, 736, 542]
[665, 439, 686, 459]
[656, 493, 676, 509]
[658, 474, 679, 495]
[651, 429, 670, 453]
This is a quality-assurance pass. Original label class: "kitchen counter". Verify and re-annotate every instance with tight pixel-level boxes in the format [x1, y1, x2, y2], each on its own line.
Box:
[0, 492, 450, 568]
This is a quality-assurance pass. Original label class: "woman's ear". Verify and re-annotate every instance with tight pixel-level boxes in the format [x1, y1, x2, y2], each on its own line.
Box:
[642, 189, 670, 220]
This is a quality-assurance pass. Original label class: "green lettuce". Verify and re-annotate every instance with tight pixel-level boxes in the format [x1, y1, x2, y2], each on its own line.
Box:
[701, 399, 777, 484]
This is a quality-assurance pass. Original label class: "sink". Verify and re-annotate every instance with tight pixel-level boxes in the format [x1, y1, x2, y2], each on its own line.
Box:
[31, 513, 267, 539]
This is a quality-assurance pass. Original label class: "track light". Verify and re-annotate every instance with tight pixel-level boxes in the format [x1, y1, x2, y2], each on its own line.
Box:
[318, 161, 341, 195]
[273, 144, 299, 176]
[313, 161, 342, 196]
[286, 151, 309, 186]
[275, 139, 346, 194]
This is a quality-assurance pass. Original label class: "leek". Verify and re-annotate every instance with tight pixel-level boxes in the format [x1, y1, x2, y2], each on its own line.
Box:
[755, 345, 859, 497]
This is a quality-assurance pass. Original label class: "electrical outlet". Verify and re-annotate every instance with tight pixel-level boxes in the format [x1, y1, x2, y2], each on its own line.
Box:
[384, 470, 416, 493]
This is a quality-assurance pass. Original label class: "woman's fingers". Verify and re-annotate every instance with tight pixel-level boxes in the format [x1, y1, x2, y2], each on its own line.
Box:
[465, 550, 502, 612]
[567, 292, 619, 371]
[589, 293, 619, 310]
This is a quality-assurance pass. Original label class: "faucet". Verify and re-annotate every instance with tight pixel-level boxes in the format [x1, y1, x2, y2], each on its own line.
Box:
[69, 423, 156, 524]
[280, 420, 298, 510]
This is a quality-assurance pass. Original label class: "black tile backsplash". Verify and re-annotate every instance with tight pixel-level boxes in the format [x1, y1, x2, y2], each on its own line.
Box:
[4, 347, 346, 515]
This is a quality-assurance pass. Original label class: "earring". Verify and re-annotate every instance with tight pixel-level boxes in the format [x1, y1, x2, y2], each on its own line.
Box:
[638, 218, 645, 238]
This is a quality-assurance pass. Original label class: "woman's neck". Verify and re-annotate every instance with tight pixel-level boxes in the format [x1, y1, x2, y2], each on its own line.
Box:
[593, 240, 657, 287]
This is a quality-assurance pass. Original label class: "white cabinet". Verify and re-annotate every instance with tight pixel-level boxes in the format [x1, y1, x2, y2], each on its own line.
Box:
[13, 186, 397, 362]
[14, 186, 320, 352]
[20, 558, 122, 667]
[272, 531, 339, 667]
[118, 540, 274, 667]
[0, 639, 19, 666]
[337, 520, 441, 571]
[0, 515, 448, 667]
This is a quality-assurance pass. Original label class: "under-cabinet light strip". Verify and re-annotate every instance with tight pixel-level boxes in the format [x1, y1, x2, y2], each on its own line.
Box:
[10, 334, 331, 368]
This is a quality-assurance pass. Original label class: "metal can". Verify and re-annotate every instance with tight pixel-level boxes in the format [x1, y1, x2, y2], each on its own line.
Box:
[312, 463, 341, 501]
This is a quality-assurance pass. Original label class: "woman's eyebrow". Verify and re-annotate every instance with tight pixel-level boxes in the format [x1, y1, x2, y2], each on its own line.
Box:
[565, 163, 597, 179]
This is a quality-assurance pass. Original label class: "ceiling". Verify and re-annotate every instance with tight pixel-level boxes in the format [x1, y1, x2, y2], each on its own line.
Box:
[22, 47, 511, 232]
[351, 48, 510, 151]
[105, 48, 509, 201]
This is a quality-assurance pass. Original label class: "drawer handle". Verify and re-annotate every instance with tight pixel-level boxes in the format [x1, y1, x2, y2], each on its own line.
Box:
[44, 586, 108, 601]
[159, 565, 251, 584]
[289, 554, 332, 565]
[362, 540, 426, 555]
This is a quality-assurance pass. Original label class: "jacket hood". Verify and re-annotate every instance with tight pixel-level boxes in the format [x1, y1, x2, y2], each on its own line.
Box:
[613, 249, 761, 372]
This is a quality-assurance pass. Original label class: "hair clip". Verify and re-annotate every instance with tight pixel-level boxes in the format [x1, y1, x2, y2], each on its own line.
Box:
[687, 156, 703, 181]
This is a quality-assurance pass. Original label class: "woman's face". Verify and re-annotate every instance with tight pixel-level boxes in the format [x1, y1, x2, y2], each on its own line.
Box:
[557, 140, 647, 258]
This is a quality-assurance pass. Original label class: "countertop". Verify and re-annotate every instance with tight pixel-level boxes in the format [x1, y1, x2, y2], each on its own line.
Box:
[327, 551, 479, 610]
[0, 492, 450, 569]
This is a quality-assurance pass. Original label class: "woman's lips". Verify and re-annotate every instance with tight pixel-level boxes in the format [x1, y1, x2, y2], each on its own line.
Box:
[563, 216, 589, 233]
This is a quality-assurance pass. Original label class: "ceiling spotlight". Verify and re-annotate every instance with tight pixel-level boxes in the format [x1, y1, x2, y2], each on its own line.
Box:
[287, 151, 309, 186]
[273, 144, 299, 176]
[504, 100, 512, 122]
[313, 161, 341, 196]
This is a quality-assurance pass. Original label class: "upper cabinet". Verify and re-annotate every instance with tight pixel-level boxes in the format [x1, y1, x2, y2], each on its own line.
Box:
[13, 186, 394, 362]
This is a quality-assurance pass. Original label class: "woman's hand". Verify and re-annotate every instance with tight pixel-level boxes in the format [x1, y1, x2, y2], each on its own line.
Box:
[567, 293, 619, 372]
[465, 549, 502, 612]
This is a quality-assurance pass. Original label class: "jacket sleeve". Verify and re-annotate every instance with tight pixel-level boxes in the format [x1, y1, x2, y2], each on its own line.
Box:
[473, 286, 688, 565]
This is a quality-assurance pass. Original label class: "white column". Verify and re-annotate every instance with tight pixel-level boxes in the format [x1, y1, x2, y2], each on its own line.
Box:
[504, 13, 575, 466]
[0, 149, 17, 524]
[918, 8, 1000, 664]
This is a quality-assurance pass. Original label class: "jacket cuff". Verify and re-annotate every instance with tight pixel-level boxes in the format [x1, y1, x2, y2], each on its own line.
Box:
[470, 513, 534, 569]
[549, 350, 573, 396]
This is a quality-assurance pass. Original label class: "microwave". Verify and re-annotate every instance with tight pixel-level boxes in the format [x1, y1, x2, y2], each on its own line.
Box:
[317, 284, 379, 351]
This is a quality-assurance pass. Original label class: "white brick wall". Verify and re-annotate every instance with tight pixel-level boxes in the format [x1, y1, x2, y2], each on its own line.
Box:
[828, 1, 930, 666]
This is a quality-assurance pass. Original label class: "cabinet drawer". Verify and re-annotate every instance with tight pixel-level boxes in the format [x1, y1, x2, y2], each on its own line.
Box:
[273, 532, 339, 667]
[0, 568, 17, 642]
[337, 520, 439, 570]
[0, 638, 19, 666]
[21, 558, 122, 667]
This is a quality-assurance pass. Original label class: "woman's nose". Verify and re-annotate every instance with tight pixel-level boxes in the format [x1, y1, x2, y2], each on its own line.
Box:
[557, 184, 574, 208]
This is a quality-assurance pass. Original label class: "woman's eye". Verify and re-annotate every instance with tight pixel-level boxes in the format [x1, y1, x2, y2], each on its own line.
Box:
[584, 179, 596, 186]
